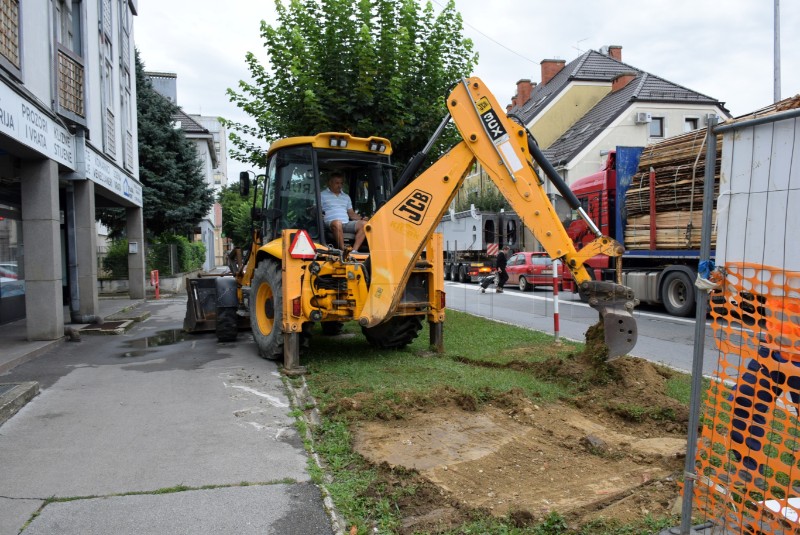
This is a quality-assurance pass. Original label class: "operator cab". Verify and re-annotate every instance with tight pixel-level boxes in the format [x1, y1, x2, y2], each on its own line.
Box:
[260, 133, 395, 251]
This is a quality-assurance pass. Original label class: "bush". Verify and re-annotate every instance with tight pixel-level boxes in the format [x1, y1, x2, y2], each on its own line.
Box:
[102, 239, 129, 279]
[147, 234, 205, 275]
[456, 185, 509, 212]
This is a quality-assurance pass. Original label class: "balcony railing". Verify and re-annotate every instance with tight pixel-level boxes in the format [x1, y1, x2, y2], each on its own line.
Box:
[0, 0, 21, 78]
[57, 45, 87, 127]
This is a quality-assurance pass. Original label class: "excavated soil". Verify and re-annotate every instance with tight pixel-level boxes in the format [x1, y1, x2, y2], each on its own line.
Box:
[326, 328, 690, 533]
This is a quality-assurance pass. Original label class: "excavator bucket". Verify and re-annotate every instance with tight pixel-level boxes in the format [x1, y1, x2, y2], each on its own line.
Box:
[183, 276, 219, 332]
[580, 281, 638, 360]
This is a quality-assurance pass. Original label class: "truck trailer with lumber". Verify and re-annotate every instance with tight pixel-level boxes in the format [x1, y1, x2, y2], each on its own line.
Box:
[567, 130, 720, 316]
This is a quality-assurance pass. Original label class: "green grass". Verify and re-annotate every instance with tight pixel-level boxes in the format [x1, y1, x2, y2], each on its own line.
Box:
[300, 310, 691, 534]
[305, 311, 576, 414]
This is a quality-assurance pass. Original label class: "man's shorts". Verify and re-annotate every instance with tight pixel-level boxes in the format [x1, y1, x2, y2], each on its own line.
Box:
[329, 220, 358, 232]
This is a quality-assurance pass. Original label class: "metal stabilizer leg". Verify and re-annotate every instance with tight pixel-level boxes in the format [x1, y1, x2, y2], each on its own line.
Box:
[580, 281, 638, 360]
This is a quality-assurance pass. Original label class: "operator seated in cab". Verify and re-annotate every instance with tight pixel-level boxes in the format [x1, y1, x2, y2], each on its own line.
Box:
[321, 171, 368, 251]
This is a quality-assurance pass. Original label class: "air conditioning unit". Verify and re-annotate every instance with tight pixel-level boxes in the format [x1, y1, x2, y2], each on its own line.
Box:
[704, 113, 720, 125]
[635, 112, 652, 124]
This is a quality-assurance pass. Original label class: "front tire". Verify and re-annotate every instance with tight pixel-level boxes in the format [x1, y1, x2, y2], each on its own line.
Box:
[518, 276, 531, 292]
[215, 306, 239, 342]
[361, 316, 423, 349]
[249, 260, 284, 360]
[661, 270, 696, 317]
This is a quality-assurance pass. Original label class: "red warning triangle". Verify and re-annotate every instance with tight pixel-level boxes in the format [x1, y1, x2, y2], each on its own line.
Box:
[289, 230, 316, 260]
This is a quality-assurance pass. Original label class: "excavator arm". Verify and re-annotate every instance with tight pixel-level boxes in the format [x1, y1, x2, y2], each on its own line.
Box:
[359, 77, 637, 358]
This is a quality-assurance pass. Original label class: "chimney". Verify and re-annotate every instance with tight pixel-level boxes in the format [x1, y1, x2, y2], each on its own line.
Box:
[612, 72, 636, 92]
[608, 45, 622, 62]
[516, 79, 533, 107]
[506, 104, 512, 112]
[540, 59, 565, 86]
[511, 95, 518, 108]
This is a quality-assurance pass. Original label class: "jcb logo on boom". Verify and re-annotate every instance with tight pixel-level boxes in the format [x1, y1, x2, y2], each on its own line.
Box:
[477, 97, 507, 142]
[393, 189, 432, 225]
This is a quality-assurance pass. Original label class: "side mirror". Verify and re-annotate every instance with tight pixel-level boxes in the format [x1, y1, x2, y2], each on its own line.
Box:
[239, 171, 250, 197]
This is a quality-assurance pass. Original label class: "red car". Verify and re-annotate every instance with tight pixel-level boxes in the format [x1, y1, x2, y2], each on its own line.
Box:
[505, 252, 563, 291]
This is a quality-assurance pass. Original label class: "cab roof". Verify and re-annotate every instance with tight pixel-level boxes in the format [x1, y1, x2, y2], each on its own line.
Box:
[267, 132, 393, 157]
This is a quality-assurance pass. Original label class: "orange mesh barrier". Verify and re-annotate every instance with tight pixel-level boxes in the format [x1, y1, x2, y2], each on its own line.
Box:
[694, 262, 800, 534]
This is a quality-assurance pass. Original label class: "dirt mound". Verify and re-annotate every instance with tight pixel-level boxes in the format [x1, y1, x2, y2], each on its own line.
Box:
[533, 326, 690, 431]
[341, 344, 689, 532]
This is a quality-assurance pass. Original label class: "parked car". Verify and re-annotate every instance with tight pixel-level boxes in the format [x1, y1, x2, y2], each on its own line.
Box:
[0, 262, 18, 279]
[0, 262, 24, 298]
[505, 252, 563, 291]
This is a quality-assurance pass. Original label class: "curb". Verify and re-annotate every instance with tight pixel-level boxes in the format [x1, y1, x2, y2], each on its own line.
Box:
[0, 381, 39, 426]
[79, 320, 135, 336]
[283, 373, 346, 535]
[0, 338, 65, 376]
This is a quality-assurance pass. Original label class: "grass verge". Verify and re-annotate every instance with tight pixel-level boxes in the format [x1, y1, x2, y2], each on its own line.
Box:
[299, 310, 691, 534]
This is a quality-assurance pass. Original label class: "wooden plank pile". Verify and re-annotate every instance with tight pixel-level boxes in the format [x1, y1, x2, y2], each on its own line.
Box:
[624, 130, 721, 250]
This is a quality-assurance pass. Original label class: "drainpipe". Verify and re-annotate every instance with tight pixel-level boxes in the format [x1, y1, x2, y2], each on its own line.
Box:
[65, 129, 99, 324]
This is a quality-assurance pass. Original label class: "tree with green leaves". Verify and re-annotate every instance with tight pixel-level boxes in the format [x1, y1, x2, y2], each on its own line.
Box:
[217, 182, 261, 247]
[224, 0, 477, 170]
[98, 50, 215, 238]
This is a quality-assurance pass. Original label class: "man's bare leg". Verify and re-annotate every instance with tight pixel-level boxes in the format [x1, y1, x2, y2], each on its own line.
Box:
[330, 221, 345, 249]
[352, 221, 366, 251]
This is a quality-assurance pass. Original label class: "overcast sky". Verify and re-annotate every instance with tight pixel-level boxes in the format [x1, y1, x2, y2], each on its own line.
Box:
[134, 0, 799, 181]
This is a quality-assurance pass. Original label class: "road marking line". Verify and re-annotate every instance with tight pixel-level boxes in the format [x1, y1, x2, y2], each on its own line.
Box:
[445, 282, 709, 326]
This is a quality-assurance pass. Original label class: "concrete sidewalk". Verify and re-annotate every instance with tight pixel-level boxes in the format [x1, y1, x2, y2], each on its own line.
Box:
[0, 296, 336, 535]
[0, 296, 145, 376]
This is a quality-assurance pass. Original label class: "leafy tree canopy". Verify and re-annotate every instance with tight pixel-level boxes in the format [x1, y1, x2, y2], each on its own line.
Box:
[217, 182, 262, 247]
[98, 49, 215, 238]
[223, 0, 477, 170]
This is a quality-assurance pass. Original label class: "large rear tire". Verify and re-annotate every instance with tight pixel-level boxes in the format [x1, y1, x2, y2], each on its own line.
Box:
[361, 316, 423, 349]
[661, 270, 696, 317]
[249, 260, 284, 360]
[215, 306, 239, 342]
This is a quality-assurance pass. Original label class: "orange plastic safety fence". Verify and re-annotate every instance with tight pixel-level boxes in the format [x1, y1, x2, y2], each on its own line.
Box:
[694, 262, 800, 534]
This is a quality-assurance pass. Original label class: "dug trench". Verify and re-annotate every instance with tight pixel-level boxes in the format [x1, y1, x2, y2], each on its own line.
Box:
[315, 325, 690, 533]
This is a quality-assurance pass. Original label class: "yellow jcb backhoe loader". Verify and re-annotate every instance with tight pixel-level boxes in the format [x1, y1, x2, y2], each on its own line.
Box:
[184, 77, 638, 366]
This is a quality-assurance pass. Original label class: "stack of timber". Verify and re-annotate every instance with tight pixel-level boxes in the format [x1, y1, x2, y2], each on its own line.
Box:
[624, 129, 721, 250]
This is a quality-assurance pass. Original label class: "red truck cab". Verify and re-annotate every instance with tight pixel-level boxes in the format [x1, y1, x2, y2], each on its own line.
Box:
[566, 151, 617, 282]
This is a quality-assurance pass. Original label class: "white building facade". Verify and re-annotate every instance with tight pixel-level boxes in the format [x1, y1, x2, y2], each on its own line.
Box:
[189, 113, 228, 268]
[0, 0, 143, 337]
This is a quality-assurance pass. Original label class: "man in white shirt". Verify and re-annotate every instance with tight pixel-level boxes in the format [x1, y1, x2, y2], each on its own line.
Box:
[320, 172, 368, 251]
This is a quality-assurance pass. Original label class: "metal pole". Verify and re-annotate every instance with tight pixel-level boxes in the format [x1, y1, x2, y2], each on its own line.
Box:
[552, 260, 561, 343]
[775, 0, 781, 103]
[678, 117, 718, 534]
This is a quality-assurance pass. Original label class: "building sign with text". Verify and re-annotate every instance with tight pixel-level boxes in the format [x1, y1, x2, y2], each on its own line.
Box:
[0, 81, 76, 168]
[85, 147, 142, 207]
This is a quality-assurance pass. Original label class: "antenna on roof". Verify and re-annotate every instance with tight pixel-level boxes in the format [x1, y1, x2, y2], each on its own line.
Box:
[573, 37, 589, 53]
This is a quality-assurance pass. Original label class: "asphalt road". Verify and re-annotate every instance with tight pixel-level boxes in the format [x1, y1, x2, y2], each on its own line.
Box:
[445, 281, 723, 376]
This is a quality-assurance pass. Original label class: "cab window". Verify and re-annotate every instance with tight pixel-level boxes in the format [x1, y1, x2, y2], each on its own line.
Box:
[266, 145, 319, 240]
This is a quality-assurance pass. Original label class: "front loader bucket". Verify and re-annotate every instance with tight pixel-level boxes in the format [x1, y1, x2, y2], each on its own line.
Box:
[183, 277, 218, 333]
[580, 281, 638, 360]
